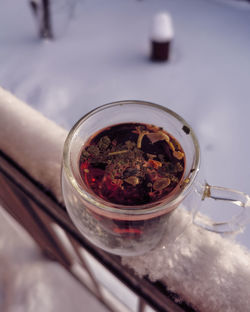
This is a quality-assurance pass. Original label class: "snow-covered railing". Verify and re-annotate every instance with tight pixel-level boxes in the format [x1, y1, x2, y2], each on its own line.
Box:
[1, 87, 250, 312]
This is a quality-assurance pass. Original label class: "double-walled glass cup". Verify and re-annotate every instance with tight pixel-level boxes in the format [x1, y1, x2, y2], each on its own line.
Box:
[62, 101, 250, 256]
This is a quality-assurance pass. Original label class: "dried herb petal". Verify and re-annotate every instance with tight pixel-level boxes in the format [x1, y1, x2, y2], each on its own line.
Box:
[124, 176, 140, 186]
[81, 150, 90, 159]
[87, 145, 100, 156]
[98, 136, 111, 150]
[146, 131, 170, 144]
[153, 178, 171, 191]
[173, 151, 184, 160]
[125, 140, 135, 149]
[79, 122, 185, 205]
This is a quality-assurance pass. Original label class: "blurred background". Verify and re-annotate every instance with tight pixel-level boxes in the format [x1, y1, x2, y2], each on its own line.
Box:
[0, 0, 250, 311]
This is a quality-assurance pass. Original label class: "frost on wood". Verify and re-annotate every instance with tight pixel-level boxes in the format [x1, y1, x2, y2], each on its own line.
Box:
[122, 208, 250, 312]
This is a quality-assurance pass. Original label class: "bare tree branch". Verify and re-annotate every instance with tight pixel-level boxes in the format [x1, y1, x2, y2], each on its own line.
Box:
[29, 0, 53, 39]
[40, 0, 53, 39]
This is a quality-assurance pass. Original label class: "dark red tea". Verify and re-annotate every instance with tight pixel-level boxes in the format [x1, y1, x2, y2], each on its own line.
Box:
[79, 123, 185, 206]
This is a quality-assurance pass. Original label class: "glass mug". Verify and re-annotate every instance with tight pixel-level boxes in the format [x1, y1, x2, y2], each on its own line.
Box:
[61, 100, 250, 256]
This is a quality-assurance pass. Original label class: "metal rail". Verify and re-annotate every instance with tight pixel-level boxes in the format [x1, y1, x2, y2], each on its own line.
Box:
[0, 150, 196, 312]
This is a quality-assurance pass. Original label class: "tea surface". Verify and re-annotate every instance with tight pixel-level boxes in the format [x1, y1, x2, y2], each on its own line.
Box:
[79, 123, 185, 205]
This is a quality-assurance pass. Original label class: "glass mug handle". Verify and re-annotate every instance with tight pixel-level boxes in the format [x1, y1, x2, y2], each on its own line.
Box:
[193, 182, 250, 234]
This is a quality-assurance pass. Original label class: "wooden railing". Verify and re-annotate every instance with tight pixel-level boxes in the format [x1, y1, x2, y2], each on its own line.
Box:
[0, 149, 196, 312]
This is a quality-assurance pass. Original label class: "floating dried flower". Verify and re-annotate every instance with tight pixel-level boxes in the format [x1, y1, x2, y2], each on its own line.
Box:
[79, 122, 185, 205]
[173, 151, 184, 160]
[148, 159, 162, 169]
[124, 176, 140, 186]
[153, 178, 171, 191]
[87, 145, 100, 156]
[168, 141, 175, 152]
[146, 131, 170, 144]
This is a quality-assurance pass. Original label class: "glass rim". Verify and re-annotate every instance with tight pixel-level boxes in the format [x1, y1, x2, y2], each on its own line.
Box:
[62, 100, 200, 217]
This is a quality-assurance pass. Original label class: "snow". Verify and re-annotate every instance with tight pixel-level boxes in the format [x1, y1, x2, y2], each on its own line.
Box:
[122, 207, 250, 312]
[0, 207, 110, 312]
[0, 87, 67, 202]
[1, 0, 250, 311]
[150, 12, 174, 41]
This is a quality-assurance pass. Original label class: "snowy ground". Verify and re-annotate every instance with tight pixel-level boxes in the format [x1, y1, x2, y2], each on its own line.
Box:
[0, 207, 110, 312]
[1, 0, 250, 311]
